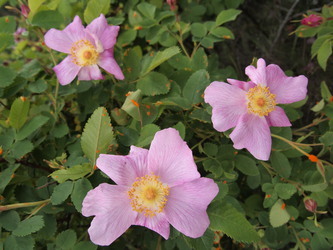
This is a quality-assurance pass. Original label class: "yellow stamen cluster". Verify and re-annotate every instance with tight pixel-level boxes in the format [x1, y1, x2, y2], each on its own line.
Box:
[70, 40, 99, 66]
[246, 85, 276, 116]
[128, 174, 169, 217]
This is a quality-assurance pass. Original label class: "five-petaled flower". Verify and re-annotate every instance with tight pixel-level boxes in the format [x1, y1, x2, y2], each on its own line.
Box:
[204, 58, 308, 160]
[44, 14, 124, 85]
[301, 14, 323, 27]
[82, 128, 218, 246]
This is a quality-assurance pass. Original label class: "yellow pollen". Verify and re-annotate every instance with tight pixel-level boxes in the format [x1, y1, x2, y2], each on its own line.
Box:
[128, 174, 169, 217]
[247, 85, 276, 116]
[70, 40, 99, 66]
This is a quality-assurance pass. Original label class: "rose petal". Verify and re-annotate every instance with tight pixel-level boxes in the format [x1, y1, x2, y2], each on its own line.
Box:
[53, 56, 81, 85]
[266, 64, 308, 104]
[266, 106, 291, 127]
[245, 58, 267, 85]
[164, 178, 219, 238]
[98, 49, 125, 80]
[147, 128, 200, 187]
[227, 79, 256, 91]
[135, 213, 170, 239]
[44, 29, 72, 53]
[204, 81, 247, 132]
[82, 184, 137, 246]
[230, 113, 271, 160]
[62, 16, 94, 44]
[86, 14, 120, 50]
[78, 65, 104, 81]
[96, 147, 149, 186]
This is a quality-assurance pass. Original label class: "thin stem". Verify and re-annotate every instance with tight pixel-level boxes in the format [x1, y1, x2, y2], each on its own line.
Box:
[26, 201, 49, 219]
[191, 134, 214, 150]
[271, 134, 310, 156]
[0, 199, 51, 212]
[294, 117, 330, 133]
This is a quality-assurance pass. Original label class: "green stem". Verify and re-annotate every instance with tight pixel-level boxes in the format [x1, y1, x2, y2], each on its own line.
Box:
[271, 134, 310, 156]
[0, 199, 51, 212]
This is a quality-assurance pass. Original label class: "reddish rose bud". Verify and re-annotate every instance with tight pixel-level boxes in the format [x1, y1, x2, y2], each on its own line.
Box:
[20, 4, 30, 18]
[167, 0, 177, 11]
[304, 198, 317, 212]
[301, 14, 323, 27]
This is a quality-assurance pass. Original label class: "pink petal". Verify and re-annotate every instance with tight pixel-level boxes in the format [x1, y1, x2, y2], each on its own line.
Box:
[266, 106, 291, 127]
[96, 147, 149, 186]
[266, 64, 308, 104]
[230, 113, 271, 161]
[63, 16, 94, 44]
[204, 81, 247, 132]
[227, 79, 256, 91]
[86, 14, 120, 50]
[82, 184, 137, 246]
[147, 128, 200, 187]
[44, 29, 72, 53]
[98, 49, 125, 80]
[245, 58, 267, 85]
[53, 56, 80, 85]
[164, 178, 219, 238]
[78, 65, 104, 81]
[135, 213, 170, 239]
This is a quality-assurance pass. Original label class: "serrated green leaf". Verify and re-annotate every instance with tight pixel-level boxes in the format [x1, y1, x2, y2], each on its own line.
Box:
[235, 155, 259, 176]
[31, 10, 64, 29]
[211, 27, 234, 39]
[216, 9, 242, 26]
[12, 215, 44, 236]
[191, 23, 207, 38]
[81, 107, 115, 165]
[141, 46, 180, 76]
[320, 81, 332, 101]
[121, 89, 142, 121]
[4, 235, 35, 250]
[136, 124, 160, 147]
[137, 2, 156, 19]
[9, 97, 30, 130]
[172, 122, 185, 139]
[317, 39, 332, 71]
[50, 164, 91, 183]
[319, 131, 333, 146]
[270, 151, 291, 178]
[84, 0, 110, 23]
[137, 72, 171, 96]
[11, 140, 34, 159]
[0, 164, 19, 194]
[274, 183, 297, 200]
[71, 178, 92, 212]
[51, 181, 74, 205]
[28, 0, 46, 19]
[37, 215, 57, 239]
[269, 199, 290, 228]
[183, 69, 210, 104]
[27, 79, 48, 93]
[0, 16, 16, 33]
[16, 115, 49, 141]
[183, 229, 214, 249]
[73, 241, 97, 250]
[208, 201, 260, 243]
[56, 229, 77, 249]
[0, 210, 20, 231]
[311, 99, 325, 112]
[0, 66, 16, 88]
[0, 33, 14, 52]
[302, 182, 328, 192]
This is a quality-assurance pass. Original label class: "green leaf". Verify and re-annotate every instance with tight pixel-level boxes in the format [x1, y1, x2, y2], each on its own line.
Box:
[37, 215, 57, 239]
[0, 16, 16, 33]
[137, 72, 171, 96]
[27, 79, 48, 93]
[172, 122, 186, 139]
[317, 39, 332, 71]
[274, 183, 297, 200]
[183, 69, 210, 104]
[73, 241, 97, 250]
[123, 46, 142, 80]
[302, 182, 328, 192]
[0, 165, 19, 194]
[216, 9, 242, 26]
[208, 201, 260, 243]
[137, 2, 156, 19]
[311, 99, 325, 112]
[31, 10, 64, 29]
[269, 199, 290, 228]
[191, 23, 207, 38]
[9, 97, 30, 130]
[0, 210, 20, 231]
[183, 229, 214, 249]
[50, 164, 91, 183]
[270, 151, 291, 178]
[56, 229, 77, 250]
[121, 89, 142, 121]
[321, 81, 332, 101]
[81, 107, 115, 165]
[16, 115, 49, 141]
[71, 178, 92, 212]
[235, 155, 259, 176]
[11, 140, 34, 159]
[12, 215, 44, 236]
[53, 123, 69, 138]
[319, 131, 333, 146]
[84, 0, 111, 23]
[0, 33, 14, 52]
[28, 0, 46, 19]
[51, 181, 74, 205]
[136, 124, 160, 147]
[4, 235, 35, 250]
[0, 66, 17, 88]
[211, 27, 234, 39]
[141, 46, 180, 76]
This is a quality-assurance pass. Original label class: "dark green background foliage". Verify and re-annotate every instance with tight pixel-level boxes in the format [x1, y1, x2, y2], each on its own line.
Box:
[0, 0, 333, 249]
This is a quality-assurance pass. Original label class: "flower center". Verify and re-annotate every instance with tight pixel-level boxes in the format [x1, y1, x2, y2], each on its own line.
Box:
[128, 174, 169, 217]
[246, 85, 276, 116]
[70, 40, 99, 67]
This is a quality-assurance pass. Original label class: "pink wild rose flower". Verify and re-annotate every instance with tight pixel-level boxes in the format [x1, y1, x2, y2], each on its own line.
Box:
[204, 58, 308, 160]
[301, 14, 323, 27]
[82, 128, 219, 246]
[44, 14, 124, 85]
